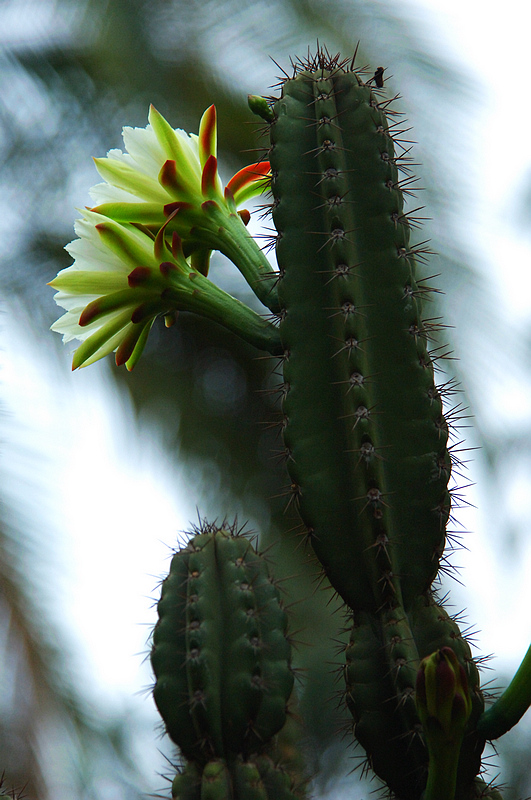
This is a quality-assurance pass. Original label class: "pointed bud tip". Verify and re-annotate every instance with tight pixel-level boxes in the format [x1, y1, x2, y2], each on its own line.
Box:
[416, 647, 472, 736]
[160, 261, 178, 278]
[159, 159, 178, 189]
[201, 154, 219, 197]
[79, 302, 100, 327]
[247, 95, 275, 123]
[238, 208, 251, 226]
[128, 266, 152, 287]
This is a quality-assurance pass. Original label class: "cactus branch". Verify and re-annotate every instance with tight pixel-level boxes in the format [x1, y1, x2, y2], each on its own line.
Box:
[476, 641, 531, 740]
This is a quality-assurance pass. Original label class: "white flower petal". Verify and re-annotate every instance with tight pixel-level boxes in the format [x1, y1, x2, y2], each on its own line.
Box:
[89, 181, 143, 206]
[50, 105, 239, 370]
[51, 310, 92, 341]
[52, 291, 100, 313]
[105, 148, 134, 164]
[121, 124, 167, 176]
[66, 235, 124, 272]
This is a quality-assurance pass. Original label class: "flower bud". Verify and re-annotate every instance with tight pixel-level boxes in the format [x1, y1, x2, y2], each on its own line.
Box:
[416, 646, 472, 739]
[248, 94, 275, 123]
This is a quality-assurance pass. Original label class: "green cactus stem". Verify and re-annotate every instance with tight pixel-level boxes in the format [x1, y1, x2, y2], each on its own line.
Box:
[476, 641, 531, 740]
[172, 762, 202, 800]
[200, 760, 232, 800]
[258, 50, 486, 799]
[150, 522, 294, 767]
[171, 757, 303, 800]
[268, 55, 451, 615]
[248, 95, 276, 123]
[343, 596, 485, 799]
[252, 755, 304, 800]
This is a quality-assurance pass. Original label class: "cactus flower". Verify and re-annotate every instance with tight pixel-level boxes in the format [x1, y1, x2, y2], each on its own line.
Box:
[90, 104, 270, 279]
[50, 209, 281, 370]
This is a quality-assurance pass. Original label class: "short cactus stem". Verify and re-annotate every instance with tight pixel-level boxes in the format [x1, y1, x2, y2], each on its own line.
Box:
[200, 760, 232, 800]
[172, 762, 201, 800]
[171, 757, 303, 800]
[150, 522, 294, 766]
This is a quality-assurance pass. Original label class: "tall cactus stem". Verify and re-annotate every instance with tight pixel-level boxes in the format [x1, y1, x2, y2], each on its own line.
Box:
[262, 49, 485, 798]
[269, 58, 451, 614]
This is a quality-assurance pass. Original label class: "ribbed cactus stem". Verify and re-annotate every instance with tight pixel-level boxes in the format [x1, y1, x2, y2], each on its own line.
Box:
[171, 757, 303, 800]
[201, 760, 231, 800]
[269, 61, 450, 614]
[151, 523, 294, 767]
[256, 51, 486, 799]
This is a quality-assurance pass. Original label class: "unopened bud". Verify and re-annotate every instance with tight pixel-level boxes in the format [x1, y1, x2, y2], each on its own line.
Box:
[248, 94, 275, 123]
[416, 646, 472, 738]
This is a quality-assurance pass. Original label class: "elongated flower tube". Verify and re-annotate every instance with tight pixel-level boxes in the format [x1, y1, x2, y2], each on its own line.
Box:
[50, 209, 281, 370]
[415, 647, 473, 800]
[90, 105, 280, 311]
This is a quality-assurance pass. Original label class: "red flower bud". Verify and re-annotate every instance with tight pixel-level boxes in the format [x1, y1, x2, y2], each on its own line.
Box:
[416, 647, 472, 738]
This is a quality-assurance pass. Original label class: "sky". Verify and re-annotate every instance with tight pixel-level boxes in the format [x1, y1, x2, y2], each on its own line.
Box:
[406, 0, 531, 651]
[3, 0, 531, 794]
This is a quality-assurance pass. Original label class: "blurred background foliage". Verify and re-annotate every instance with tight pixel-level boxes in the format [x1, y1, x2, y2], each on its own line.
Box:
[1, 0, 530, 798]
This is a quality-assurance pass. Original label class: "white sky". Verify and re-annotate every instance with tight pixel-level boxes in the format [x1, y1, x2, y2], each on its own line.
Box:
[3, 0, 531, 793]
[416, 0, 531, 318]
[406, 0, 531, 646]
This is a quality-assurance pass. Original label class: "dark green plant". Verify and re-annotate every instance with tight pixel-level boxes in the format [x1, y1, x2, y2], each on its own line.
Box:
[48, 47, 531, 800]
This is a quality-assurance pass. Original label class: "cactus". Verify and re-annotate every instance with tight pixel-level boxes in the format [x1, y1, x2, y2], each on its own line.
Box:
[52, 45, 531, 800]
[264, 55, 487, 798]
[270, 61, 449, 613]
[151, 522, 294, 767]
